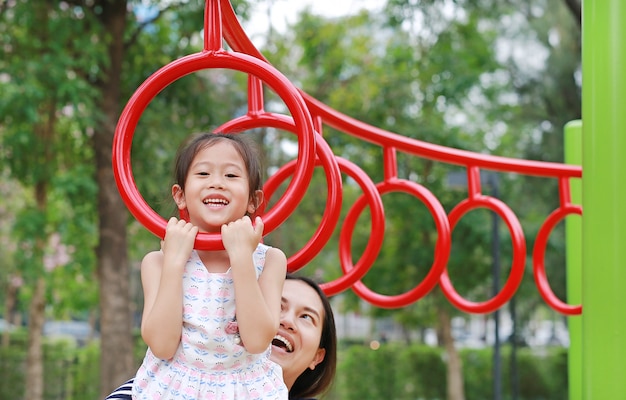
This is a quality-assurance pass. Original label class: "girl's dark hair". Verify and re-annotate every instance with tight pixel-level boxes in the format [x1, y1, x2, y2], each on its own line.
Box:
[286, 274, 337, 399]
[173, 132, 263, 212]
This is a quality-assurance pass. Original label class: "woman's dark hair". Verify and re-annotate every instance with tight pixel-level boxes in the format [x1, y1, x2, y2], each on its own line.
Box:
[173, 132, 263, 212]
[286, 274, 337, 399]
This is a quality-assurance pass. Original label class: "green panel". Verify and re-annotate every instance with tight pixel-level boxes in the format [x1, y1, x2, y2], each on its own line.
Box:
[581, 1, 626, 398]
[564, 120, 582, 400]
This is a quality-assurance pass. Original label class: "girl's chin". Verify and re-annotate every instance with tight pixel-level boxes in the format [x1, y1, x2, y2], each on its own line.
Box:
[193, 224, 222, 233]
[199, 229, 221, 234]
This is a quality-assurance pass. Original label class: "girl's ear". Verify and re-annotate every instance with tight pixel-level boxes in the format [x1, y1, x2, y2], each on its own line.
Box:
[173, 185, 190, 221]
[248, 190, 264, 216]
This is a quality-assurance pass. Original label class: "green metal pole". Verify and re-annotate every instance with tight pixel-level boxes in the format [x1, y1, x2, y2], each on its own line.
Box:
[582, 1, 626, 398]
[564, 120, 582, 400]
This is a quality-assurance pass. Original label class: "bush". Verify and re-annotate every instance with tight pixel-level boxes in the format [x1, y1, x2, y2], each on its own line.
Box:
[397, 345, 446, 399]
[0, 330, 99, 400]
[327, 343, 568, 400]
[0, 333, 568, 400]
[0, 336, 27, 399]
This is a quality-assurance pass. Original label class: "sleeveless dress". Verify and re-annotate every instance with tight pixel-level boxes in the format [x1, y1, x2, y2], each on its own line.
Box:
[132, 244, 288, 400]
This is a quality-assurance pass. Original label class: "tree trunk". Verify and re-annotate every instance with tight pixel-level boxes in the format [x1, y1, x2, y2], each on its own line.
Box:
[2, 279, 18, 348]
[95, 1, 134, 397]
[24, 277, 46, 400]
[438, 307, 465, 400]
[24, 83, 54, 400]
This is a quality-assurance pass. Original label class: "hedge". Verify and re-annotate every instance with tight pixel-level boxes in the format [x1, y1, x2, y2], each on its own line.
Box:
[0, 330, 567, 400]
[329, 343, 567, 400]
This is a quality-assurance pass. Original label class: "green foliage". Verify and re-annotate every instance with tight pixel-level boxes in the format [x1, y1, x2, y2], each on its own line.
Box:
[0, 335, 568, 400]
[0, 0, 104, 321]
[329, 343, 567, 400]
[0, 0, 259, 325]
[0, 331, 28, 399]
[336, 345, 398, 399]
[461, 348, 493, 398]
[0, 329, 100, 400]
[266, 4, 502, 329]
[0, 0, 581, 397]
[0, 1, 103, 157]
[398, 345, 448, 398]
[262, 0, 581, 344]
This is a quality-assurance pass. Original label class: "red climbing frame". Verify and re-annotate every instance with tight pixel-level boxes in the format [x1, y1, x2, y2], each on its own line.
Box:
[112, 0, 582, 315]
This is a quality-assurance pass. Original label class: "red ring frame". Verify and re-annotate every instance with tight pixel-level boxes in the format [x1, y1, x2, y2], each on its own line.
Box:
[347, 179, 451, 308]
[533, 205, 582, 315]
[321, 157, 385, 296]
[440, 195, 526, 314]
[262, 135, 343, 271]
[112, 50, 316, 249]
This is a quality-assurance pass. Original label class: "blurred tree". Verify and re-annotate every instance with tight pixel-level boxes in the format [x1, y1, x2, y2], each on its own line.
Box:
[261, 1, 581, 399]
[264, 8, 501, 399]
[0, 3, 101, 398]
[0, 0, 581, 398]
[0, 0, 254, 397]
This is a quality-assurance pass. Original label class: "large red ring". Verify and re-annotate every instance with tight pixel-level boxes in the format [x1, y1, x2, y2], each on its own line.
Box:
[112, 50, 316, 249]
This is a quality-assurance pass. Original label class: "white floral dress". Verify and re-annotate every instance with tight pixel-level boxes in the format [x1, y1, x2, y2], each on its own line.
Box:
[132, 244, 287, 399]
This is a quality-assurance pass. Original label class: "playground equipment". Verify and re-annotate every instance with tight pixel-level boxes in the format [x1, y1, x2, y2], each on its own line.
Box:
[113, 1, 626, 399]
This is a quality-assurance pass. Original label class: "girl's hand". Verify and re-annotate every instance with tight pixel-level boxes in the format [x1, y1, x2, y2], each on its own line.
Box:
[221, 216, 263, 257]
[162, 217, 198, 269]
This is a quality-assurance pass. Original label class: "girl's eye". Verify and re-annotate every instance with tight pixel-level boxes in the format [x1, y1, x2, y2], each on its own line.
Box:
[300, 314, 313, 321]
[197, 172, 209, 176]
[225, 173, 239, 178]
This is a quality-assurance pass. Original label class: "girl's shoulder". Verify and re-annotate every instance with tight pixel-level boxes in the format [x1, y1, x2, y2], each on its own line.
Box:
[259, 244, 286, 265]
[140, 249, 164, 269]
[143, 248, 164, 259]
[257, 244, 287, 281]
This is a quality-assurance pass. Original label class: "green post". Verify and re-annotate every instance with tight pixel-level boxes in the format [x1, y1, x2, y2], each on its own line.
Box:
[582, 1, 626, 398]
[564, 120, 582, 400]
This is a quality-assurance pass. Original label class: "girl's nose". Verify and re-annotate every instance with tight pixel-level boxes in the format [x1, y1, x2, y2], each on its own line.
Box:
[208, 175, 224, 188]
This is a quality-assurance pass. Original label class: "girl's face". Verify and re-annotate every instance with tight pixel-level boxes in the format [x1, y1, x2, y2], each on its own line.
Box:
[173, 140, 259, 232]
[271, 279, 326, 389]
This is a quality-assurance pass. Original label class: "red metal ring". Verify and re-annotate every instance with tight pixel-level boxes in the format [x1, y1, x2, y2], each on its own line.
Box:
[347, 179, 451, 308]
[262, 134, 342, 271]
[533, 205, 582, 315]
[440, 195, 526, 314]
[216, 113, 330, 238]
[219, 111, 342, 270]
[112, 50, 316, 249]
[320, 158, 385, 296]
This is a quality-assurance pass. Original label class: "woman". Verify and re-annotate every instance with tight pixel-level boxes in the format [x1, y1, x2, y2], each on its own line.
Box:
[105, 274, 337, 400]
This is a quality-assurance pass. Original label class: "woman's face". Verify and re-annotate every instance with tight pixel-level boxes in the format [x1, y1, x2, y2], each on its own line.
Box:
[270, 279, 326, 389]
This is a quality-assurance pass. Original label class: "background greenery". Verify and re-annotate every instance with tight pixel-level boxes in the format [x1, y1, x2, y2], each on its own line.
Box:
[0, 330, 567, 400]
[0, 0, 580, 398]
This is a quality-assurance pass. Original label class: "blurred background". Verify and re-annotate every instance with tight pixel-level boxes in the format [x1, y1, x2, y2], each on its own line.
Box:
[0, 0, 580, 399]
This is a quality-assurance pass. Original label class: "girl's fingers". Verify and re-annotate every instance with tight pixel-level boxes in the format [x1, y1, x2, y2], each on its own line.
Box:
[253, 216, 264, 236]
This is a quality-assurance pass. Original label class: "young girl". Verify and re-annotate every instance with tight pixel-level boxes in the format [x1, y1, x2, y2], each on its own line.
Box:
[105, 274, 338, 400]
[132, 133, 288, 399]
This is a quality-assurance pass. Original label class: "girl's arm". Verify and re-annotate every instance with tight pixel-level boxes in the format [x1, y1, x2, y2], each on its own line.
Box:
[140, 217, 198, 359]
[222, 216, 287, 354]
